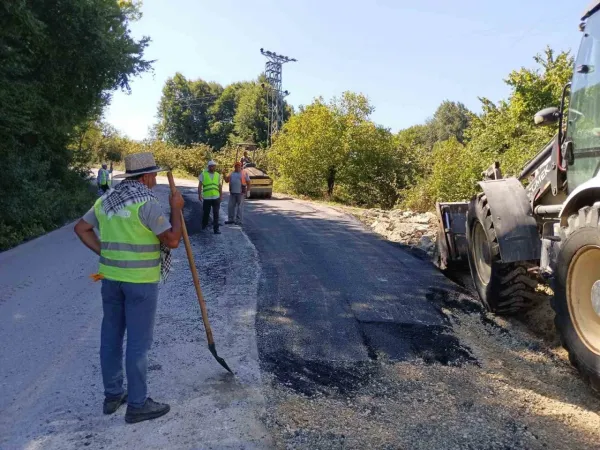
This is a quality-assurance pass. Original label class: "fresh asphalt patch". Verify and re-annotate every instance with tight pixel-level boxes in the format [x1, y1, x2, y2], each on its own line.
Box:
[242, 197, 479, 400]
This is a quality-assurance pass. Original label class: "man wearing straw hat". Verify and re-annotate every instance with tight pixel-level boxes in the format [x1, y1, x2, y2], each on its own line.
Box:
[74, 152, 184, 423]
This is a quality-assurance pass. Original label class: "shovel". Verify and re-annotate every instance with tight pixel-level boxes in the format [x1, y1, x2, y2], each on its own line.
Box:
[167, 172, 233, 374]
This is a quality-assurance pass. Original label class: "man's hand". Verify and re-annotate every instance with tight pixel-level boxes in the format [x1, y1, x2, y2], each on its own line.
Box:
[198, 194, 203, 202]
[170, 190, 184, 210]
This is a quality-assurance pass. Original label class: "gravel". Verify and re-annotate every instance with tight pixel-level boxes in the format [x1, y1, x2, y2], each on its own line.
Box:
[0, 177, 273, 450]
[260, 290, 600, 449]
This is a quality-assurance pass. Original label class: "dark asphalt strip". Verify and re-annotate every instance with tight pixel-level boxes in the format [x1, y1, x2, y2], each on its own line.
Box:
[242, 199, 476, 397]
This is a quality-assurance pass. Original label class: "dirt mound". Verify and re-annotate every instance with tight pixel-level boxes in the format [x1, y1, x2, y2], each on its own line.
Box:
[357, 209, 438, 255]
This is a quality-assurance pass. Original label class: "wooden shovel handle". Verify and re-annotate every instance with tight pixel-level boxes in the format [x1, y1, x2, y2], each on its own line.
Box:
[167, 172, 215, 345]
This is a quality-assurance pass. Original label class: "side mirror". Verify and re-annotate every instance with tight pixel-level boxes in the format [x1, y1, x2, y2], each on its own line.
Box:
[534, 107, 560, 126]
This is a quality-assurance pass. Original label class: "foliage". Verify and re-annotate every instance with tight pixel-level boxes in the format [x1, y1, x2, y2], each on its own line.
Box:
[336, 123, 406, 209]
[402, 47, 573, 211]
[466, 47, 572, 176]
[269, 47, 572, 213]
[0, 0, 151, 250]
[232, 80, 270, 147]
[270, 92, 410, 208]
[427, 101, 473, 145]
[270, 100, 343, 197]
[155, 73, 223, 147]
[155, 74, 290, 149]
[402, 139, 490, 211]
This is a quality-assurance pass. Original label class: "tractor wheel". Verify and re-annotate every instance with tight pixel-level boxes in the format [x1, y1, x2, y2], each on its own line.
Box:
[467, 193, 541, 315]
[553, 205, 600, 392]
[265, 192, 272, 199]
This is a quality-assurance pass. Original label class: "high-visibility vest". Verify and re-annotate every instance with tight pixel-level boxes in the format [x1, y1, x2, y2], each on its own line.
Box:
[94, 198, 161, 283]
[202, 171, 220, 197]
[241, 169, 248, 186]
[99, 169, 109, 186]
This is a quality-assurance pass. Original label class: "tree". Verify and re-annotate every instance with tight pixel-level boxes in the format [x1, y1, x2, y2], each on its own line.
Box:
[207, 81, 248, 149]
[156, 73, 223, 146]
[0, 0, 151, 250]
[337, 122, 404, 208]
[467, 47, 573, 176]
[403, 47, 574, 211]
[427, 101, 473, 144]
[271, 100, 343, 197]
[231, 81, 270, 147]
[155, 75, 291, 149]
[396, 124, 433, 183]
[271, 92, 405, 208]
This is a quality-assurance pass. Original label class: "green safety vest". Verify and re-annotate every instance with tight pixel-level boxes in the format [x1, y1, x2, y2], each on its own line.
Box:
[94, 198, 161, 283]
[202, 171, 220, 197]
[99, 169, 110, 186]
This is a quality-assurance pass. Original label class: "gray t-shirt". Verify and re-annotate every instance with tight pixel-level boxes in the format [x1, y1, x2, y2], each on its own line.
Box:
[83, 199, 171, 236]
[228, 171, 250, 194]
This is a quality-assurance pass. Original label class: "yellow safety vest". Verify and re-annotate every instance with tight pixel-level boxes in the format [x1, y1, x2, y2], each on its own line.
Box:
[94, 199, 161, 283]
[202, 171, 220, 197]
[99, 169, 109, 186]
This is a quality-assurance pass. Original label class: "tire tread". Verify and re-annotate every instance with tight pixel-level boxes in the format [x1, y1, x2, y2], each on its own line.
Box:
[469, 194, 541, 315]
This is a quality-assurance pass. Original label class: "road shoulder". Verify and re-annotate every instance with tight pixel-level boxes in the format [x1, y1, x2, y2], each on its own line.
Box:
[0, 178, 273, 449]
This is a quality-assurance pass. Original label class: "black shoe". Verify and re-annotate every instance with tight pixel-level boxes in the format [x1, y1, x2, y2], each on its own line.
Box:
[125, 398, 170, 424]
[214, 230, 221, 234]
[103, 392, 127, 415]
[224, 221, 234, 224]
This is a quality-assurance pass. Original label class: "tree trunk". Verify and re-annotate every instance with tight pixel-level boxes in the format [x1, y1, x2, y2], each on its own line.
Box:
[327, 166, 336, 197]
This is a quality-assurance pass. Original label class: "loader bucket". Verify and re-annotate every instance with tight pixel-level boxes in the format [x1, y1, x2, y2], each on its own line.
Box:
[434, 202, 469, 270]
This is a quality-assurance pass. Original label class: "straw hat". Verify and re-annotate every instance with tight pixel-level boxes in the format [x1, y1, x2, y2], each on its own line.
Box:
[114, 152, 167, 178]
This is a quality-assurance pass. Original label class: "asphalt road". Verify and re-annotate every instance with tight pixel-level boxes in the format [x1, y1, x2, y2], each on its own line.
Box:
[243, 196, 471, 396]
[6, 181, 596, 449]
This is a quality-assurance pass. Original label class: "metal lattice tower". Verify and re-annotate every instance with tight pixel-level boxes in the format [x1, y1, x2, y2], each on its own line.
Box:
[260, 48, 297, 145]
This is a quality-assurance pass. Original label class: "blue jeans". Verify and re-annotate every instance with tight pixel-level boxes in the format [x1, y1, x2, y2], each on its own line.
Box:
[100, 279, 158, 407]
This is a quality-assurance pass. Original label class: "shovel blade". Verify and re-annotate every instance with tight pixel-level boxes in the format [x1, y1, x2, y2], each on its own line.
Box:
[208, 343, 233, 374]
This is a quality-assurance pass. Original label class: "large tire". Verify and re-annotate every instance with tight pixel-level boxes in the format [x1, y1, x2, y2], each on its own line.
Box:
[553, 205, 600, 392]
[467, 193, 541, 315]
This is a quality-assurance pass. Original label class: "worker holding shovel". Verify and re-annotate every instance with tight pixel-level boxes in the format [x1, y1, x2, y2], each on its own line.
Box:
[74, 152, 184, 424]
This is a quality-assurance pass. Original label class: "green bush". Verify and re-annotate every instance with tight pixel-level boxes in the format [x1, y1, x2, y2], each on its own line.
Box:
[402, 139, 489, 211]
[0, 148, 96, 250]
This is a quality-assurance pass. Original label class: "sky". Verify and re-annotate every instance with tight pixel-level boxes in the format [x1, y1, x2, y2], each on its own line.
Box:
[105, 0, 588, 140]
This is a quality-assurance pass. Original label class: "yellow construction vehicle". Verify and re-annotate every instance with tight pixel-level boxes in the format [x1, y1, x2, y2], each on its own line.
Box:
[236, 142, 273, 199]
